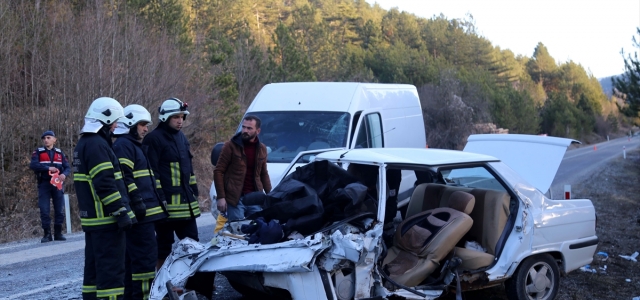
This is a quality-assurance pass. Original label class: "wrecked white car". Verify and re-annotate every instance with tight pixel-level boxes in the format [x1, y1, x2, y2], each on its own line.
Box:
[151, 134, 598, 300]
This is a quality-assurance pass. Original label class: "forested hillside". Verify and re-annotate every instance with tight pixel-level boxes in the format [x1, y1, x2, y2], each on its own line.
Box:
[0, 1, 628, 238]
[600, 76, 618, 97]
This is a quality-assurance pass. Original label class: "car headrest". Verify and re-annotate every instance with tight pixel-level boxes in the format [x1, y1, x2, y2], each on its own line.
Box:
[448, 191, 475, 214]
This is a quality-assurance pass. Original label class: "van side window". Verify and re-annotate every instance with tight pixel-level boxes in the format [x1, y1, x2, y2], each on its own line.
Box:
[355, 113, 383, 148]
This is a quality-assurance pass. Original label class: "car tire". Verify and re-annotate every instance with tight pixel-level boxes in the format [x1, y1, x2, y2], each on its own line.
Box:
[505, 253, 559, 300]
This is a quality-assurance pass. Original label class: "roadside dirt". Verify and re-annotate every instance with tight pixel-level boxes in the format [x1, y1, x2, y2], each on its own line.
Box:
[556, 148, 640, 300]
[437, 148, 640, 300]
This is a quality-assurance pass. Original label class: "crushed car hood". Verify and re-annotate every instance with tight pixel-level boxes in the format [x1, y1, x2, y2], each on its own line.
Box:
[149, 233, 330, 300]
[463, 134, 578, 194]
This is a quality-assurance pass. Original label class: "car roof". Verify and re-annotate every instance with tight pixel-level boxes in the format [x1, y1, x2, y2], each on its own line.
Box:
[314, 148, 499, 166]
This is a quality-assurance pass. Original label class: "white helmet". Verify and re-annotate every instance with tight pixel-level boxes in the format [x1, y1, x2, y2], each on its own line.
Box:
[158, 97, 189, 122]
[81, 97, 124, 133]
[114, 104, 153, 135]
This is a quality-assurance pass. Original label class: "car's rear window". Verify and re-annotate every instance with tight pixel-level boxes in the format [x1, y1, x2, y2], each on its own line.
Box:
[441, 166, 506, 192]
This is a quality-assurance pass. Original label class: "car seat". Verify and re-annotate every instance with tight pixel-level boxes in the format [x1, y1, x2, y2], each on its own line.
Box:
[382, 190, 475, 287]
[404, 183, 510, 270]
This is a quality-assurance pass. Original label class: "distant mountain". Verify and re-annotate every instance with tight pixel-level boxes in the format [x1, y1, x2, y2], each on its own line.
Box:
[599, 75, 622, 97]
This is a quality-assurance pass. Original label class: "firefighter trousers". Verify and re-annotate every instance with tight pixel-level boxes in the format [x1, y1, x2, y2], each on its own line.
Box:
[124, 222, 157, 300]
[83, 229, 126, 300]
[155, 218, 199, 260]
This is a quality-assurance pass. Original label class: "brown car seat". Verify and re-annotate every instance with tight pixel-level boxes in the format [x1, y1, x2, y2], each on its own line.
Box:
[382, 191, 475, 287]
[404, 183, 511, 270]
[453, 188, 510, 270]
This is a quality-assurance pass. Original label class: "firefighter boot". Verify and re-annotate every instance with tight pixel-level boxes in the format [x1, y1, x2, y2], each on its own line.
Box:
[41, 228, 52, 243]
[54, 224, 66, 241]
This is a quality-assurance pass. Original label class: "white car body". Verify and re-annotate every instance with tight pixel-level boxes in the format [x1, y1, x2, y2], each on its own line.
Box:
[155, 134, 598, 300]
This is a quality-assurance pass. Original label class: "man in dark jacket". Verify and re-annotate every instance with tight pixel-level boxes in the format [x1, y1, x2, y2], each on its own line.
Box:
[73, 97, 135, 300]
[29, 130, 71, 242]
[214, 115, 272, 221]
[143, 97, 200, 270]
[113, 104, 168, 300]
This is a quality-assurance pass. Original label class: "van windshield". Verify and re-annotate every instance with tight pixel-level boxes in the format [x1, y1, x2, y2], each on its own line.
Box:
[247, 111, 350, 163]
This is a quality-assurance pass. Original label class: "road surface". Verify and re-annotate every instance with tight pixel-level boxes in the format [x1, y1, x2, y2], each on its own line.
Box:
[0, 214, 242, 300]
[549, 135, 640, 198]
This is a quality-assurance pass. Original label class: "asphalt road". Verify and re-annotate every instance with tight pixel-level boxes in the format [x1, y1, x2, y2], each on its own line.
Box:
[549, 135, 640, 199]
[0, 214, 243, 300]
[1, 135, 638, 300]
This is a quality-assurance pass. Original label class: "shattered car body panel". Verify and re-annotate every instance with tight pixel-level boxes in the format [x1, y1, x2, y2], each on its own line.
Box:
[151, 233, 331, 299]
[151, 135, 597, 300]
[151, 223, 441, 300]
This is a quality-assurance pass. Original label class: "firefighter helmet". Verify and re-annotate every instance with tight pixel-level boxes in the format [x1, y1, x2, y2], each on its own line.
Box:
[81, 97, 124, 133]
[158, 97, 189, 122]
[114, 104, 153, 135]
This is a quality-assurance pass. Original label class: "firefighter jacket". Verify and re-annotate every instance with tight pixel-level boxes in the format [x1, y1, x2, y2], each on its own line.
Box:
[213, 132, 271, 207]
[143, 122, 200, 220]
[30, 147, 71, 184]
[113, 134, 169, 224]
[73, 131, 136, 232]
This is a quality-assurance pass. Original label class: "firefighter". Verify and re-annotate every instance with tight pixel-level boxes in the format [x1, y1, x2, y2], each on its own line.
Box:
[143, 98, 200, 270]
[29, 130, 71, 242]
[113, 104, 168, 300]
[73, 97, 136, 300]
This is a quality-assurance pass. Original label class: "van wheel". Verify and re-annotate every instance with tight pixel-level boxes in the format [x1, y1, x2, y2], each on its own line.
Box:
[505, 254, 559, 300]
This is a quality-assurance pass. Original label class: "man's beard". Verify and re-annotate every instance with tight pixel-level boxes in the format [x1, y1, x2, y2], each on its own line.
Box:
[241, 132, 256, 141]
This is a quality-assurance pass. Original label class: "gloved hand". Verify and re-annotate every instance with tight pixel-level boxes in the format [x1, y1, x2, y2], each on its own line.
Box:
[191, 183, 199, 198]
[131, 196, 146, 221]
[112, 207, 132, 232]
[214, 213, 228, 234]
[158, 195, 168, 211]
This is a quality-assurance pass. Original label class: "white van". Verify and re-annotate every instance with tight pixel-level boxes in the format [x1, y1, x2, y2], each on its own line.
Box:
[210, 82, 426, 200]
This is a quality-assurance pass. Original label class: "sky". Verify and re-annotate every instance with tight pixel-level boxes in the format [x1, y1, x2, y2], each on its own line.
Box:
[365, 0, 640, 79]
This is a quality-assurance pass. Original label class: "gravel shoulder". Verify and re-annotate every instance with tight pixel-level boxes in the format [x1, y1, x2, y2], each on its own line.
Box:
[555, 148, 640, 300]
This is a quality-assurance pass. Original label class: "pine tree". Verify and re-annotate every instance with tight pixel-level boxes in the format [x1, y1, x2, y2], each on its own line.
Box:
[267, 23, 316, 82]
[613, 28, 640, 118]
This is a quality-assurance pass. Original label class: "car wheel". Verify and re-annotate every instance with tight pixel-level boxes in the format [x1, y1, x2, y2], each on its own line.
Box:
[505, 254, 559, 300]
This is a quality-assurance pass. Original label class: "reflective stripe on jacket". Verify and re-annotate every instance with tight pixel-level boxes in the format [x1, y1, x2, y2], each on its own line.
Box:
[73, 132, 135, 231]
[113, 134, 168, 224]
[143, 123, 200, 220]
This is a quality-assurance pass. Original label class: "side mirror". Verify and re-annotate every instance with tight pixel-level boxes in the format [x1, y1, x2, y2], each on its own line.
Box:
[210, 142, 224, 166]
